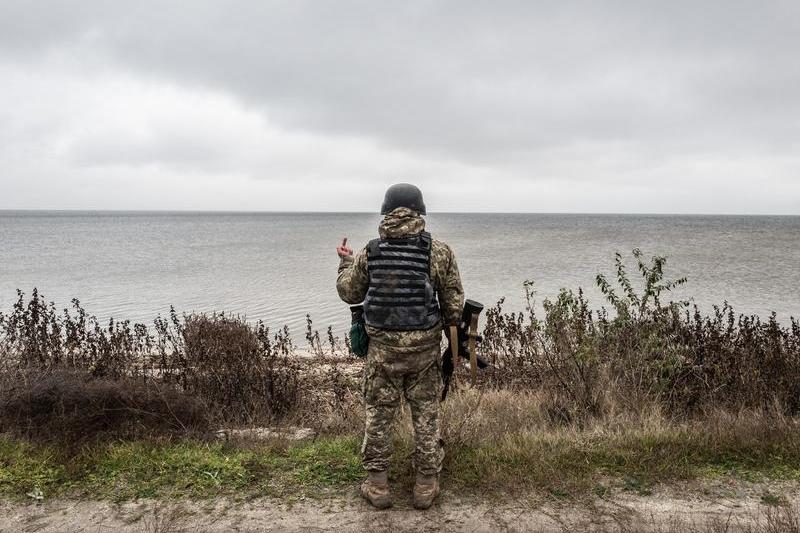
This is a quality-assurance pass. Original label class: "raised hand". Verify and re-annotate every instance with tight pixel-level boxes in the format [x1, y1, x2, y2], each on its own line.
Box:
[336, 237, 353, 258]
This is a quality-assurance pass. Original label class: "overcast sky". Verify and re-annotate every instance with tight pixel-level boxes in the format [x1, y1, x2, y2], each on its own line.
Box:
[1, 1, 798, 213]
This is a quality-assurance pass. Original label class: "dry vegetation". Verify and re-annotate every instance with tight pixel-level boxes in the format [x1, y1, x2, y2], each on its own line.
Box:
[1, 250, 799, 510]
[480, 249, 800, 420]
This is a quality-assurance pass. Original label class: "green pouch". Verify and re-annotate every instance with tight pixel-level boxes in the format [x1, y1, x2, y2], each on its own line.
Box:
[349, 306, 369, 358]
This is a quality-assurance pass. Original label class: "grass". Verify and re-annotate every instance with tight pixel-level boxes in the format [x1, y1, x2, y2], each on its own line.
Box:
[0, 436, 364, 501]
[440, 426, 800, 498]
[762, 491, 789, 507]
[4, 397, 800, 503]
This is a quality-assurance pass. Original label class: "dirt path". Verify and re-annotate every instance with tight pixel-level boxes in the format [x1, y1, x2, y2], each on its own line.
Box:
[3, 483, 798, 533]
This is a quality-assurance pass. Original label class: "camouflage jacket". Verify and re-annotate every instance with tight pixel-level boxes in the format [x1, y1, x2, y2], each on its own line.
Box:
[337, 208, 465, 355]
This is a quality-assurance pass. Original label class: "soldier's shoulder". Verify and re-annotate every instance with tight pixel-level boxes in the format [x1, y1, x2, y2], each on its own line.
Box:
[430, 238, 455, 259]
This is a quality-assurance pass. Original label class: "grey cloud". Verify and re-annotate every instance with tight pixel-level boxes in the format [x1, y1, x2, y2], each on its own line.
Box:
[3, 0, 799, 166]
[66, 130, 231, 171]
[0, 1, 798, 213]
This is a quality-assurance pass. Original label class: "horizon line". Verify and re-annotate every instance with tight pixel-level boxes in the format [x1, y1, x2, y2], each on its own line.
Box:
[0, 208, 798, 217]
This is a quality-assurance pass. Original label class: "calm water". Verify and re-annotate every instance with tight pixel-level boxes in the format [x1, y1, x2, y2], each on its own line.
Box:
[1, 211, 798, 339]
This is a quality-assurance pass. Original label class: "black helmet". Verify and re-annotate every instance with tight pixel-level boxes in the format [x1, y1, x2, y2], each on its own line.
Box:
[381, 183, 426, 215]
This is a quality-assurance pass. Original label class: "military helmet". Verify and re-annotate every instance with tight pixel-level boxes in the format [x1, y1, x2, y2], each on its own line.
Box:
[381, 183, 426, 215]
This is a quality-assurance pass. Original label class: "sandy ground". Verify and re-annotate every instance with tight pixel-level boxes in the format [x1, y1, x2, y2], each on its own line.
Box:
[3, 481, 799, 533]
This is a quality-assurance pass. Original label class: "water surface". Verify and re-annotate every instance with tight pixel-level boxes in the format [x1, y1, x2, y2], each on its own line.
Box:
[1, 211, 798, 338]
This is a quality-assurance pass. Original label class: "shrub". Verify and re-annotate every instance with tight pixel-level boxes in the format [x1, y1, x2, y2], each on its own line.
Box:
[477, 249, 800, 420]
[0, 367, 209, 442]
[2, 249, 799, 434]
[0, 289, 153, 378]
[174, 313, 301, 424]
[0, 296, 303, 428]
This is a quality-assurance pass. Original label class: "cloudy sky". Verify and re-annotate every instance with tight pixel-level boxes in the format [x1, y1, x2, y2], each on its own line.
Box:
[1, 1, 798, 213]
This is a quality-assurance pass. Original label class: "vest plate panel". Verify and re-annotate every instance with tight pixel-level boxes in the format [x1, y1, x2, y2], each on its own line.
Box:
[363, 232, 441, 331]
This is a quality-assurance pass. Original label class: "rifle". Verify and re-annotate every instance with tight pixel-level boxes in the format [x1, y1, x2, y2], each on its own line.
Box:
[442, 299, 488, 401]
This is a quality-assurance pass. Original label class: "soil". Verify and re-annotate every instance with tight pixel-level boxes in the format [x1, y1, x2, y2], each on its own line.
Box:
[2, 480, 797, 533]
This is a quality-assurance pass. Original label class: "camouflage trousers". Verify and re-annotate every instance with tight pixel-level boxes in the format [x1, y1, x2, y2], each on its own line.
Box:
[361, 342, 444, 476]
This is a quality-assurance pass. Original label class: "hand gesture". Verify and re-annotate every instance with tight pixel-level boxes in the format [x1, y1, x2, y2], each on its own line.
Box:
[336, 237, 353, 258]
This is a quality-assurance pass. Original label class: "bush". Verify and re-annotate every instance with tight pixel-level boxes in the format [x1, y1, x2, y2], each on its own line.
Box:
[0, 289, 153, 378]
[2, 249, 799, 435]
[478, 249, 800, 420]
[0, 295, 303, 428]
[0, 367, 209, 442]
[176, 313, 300, 423]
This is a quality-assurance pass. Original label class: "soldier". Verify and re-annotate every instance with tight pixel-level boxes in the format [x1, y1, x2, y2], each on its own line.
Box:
[336, 183, 464, 510]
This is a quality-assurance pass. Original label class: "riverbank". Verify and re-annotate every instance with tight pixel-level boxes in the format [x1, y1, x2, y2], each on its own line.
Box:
[3, 251, 800, 531]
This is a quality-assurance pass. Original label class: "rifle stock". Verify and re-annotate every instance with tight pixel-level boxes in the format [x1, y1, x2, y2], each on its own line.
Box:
[441, 299, 489, 400]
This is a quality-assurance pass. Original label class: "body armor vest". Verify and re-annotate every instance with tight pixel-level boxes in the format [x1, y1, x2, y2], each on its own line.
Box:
[363, 231, 441, 331]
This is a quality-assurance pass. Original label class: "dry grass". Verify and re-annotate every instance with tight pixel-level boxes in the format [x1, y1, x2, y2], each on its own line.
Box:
[3, 388, 800, 502]
[140, 504, 192, 533]
[288, 387, 800, 497]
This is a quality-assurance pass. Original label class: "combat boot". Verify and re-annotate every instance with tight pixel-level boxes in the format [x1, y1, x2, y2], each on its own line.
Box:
[412, 473, 440, 510]
[360, 471, 391, 509]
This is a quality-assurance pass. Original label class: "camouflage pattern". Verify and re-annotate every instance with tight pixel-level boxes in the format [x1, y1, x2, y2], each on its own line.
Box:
[361, 342, 443, 474]
[337, 207, 465, 475]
